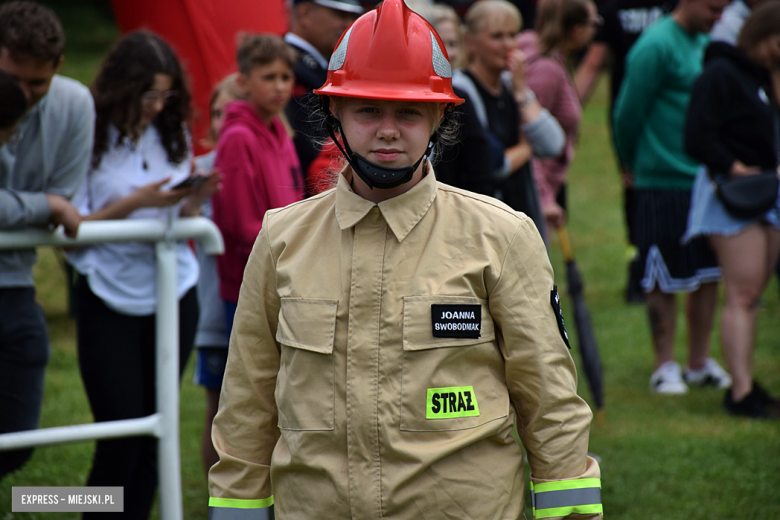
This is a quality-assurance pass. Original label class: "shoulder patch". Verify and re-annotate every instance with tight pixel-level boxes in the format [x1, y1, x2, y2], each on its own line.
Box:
[550, 286, 571, 349]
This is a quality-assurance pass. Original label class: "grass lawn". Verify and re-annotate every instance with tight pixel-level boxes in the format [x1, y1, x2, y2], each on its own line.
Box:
[2, 2, 779, 519]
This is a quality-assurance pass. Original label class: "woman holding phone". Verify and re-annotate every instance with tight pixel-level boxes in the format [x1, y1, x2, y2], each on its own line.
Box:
[67, 31, 218, 519]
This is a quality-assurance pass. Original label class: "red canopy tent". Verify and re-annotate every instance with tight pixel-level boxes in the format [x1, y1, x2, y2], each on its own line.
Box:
[111, 0, 288, 155]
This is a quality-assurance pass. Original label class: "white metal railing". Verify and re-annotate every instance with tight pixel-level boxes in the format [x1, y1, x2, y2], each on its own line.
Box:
[0, 217, 224, 520]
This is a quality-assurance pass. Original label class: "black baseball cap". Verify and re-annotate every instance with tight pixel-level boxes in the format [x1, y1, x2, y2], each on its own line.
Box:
[293, 0, 364, 14]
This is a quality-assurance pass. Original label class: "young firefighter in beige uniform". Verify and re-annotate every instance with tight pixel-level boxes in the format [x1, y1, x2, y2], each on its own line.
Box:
[208, 1, 603, 518]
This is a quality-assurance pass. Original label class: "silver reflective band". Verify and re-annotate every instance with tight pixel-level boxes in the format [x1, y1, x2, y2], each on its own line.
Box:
[209, 506, 272, 520]
[329, 26, 353, 71]
[532, 486, 602, 510]
[430, 32, 452, 78]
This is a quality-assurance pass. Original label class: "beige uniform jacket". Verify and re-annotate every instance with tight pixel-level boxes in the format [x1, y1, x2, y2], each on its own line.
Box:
[209, 166, 602, 520]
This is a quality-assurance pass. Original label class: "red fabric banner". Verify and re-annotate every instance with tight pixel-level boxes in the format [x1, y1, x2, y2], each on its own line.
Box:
[111, 0, 288, 155]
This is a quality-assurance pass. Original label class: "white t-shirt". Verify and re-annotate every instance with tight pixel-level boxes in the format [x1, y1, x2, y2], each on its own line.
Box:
[68, 125, 199, 316]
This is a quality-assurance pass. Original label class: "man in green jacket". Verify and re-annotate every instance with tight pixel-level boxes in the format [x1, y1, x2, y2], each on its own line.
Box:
[613, 0, 731, 395]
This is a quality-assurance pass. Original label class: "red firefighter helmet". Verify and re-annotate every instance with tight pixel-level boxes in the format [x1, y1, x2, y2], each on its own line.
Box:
[314, 0, 464, 105]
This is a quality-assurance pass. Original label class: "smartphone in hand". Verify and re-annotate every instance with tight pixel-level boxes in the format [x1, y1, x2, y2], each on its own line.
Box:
[171, 173, 213, 190]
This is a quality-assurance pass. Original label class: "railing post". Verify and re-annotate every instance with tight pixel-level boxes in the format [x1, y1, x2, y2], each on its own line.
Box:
[0, 218, 223, 520]
[155, 238, 182, 520]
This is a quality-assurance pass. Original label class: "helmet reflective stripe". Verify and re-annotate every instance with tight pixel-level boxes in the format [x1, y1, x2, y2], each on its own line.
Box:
[430, 32, 451, 79]
[329, 26, 353, 71]
[530, 479, 603, 519]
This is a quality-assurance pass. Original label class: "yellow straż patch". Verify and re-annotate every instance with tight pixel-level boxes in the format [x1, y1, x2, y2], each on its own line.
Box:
[426, 386, 480, 419]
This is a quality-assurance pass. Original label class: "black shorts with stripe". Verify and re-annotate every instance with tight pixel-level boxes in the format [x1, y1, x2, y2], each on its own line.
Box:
[633, 188, 720, 293]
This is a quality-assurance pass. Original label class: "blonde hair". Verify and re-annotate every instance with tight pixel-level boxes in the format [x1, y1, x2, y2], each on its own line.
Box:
[428, 4, 464, 68]
[405, 0, 435, 20]
[203, 73, 246, 148]
[209, 73, 244, 110]
[535, 0, 592, 56]
[464, 0, 522, 38]
[429, 3, 459, 26]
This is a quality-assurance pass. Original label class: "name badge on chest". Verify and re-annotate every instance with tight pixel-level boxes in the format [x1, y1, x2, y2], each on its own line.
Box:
[431, 304, 482, 339]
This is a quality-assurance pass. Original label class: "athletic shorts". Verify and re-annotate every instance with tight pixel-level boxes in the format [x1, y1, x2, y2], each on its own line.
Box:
[634, 188, 720, 293]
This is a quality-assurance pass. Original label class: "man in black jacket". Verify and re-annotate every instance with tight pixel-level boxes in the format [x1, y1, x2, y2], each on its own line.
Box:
[284, 0, 361, 192]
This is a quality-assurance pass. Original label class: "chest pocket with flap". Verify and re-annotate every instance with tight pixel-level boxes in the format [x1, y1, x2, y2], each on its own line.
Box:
[275, 297, 337, 430]
[400, 295, 509, 431]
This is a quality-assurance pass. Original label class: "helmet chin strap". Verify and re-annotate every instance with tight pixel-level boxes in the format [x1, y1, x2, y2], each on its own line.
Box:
[326, 117, 435, 190]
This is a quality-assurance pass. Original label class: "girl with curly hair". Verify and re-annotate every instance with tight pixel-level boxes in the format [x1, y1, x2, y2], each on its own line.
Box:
[67, 31, 219, 519]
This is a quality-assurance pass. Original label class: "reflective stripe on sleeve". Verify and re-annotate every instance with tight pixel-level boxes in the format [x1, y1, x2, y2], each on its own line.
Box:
[530, 478, 602, 519]
[208, 497, 274, 520]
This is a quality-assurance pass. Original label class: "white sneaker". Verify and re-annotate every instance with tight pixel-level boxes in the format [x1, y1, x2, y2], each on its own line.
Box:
[684, 358, 732, 389]
[650, 361, 689, 395]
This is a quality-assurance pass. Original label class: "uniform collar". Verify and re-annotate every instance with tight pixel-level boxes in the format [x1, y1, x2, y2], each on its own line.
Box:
[335, 161, 438, 242]
[284, 33, 329, 70]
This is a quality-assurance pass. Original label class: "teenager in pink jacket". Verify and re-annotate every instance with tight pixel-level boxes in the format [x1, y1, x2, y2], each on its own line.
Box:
[213, 35, 305, 324]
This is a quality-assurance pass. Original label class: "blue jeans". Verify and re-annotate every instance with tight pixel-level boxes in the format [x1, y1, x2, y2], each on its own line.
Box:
[0, 287, 50, 478]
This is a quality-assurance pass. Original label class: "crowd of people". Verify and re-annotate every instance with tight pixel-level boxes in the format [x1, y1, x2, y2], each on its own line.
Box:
[1, 0, 779, 517]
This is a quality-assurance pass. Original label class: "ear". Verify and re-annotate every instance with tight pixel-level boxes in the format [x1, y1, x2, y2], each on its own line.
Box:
[53, 55, 64, 74]
[297, 2, 314, 24]
[236, 72, 250, 93]
[327, 98, 339, 119]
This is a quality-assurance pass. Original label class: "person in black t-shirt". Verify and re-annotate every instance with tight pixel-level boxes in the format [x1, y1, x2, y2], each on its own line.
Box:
[573, 0, 676, 303]
[437, 0, 566, 238]
[576, 0, 676, 108]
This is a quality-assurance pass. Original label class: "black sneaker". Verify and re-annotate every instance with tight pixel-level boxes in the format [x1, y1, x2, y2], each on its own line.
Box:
[723, 386, 778, 419]
[751, 381, 780, 417]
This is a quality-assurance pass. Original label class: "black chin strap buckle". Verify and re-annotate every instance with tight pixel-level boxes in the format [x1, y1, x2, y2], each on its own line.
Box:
[352, 154, 416, 190]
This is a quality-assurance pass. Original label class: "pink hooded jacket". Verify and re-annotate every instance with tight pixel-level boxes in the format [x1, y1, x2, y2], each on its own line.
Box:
[517, 30, 582, 207]
[213, 100, 304, 302]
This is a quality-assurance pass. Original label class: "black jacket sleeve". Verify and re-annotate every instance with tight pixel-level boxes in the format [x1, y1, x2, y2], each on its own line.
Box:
[436, 87, 505, 195]
[684, 61, 738, 176]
